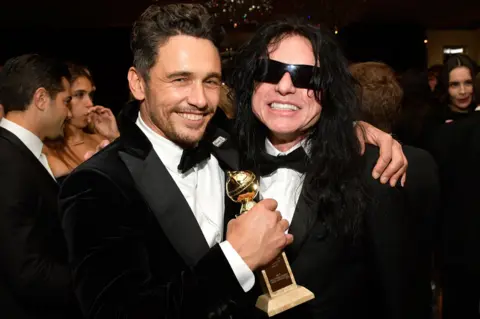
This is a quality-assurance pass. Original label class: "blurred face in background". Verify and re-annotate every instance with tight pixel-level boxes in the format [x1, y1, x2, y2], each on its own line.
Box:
[448, 66, 474, 111]
[428, 74, 438, 92]
[68, 76, 95, 129]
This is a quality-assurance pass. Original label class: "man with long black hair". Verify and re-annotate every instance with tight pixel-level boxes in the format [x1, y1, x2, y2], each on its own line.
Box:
[230, 19, 430, 318]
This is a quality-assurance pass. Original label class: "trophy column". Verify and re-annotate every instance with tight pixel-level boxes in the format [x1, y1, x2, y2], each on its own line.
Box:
[226, 171, 314, 317]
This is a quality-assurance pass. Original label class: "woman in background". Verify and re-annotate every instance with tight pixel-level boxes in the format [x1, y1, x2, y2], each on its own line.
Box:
[44, 63, 119, 179]
[434, 54, 477, 123]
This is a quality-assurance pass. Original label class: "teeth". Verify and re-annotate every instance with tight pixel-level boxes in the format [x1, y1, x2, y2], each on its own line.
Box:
[178, 113, 203, 120]
[270, 103, 299, 111]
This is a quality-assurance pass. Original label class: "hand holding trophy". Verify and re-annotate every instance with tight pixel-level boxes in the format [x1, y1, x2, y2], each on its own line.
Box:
[226, 171, 315, 317]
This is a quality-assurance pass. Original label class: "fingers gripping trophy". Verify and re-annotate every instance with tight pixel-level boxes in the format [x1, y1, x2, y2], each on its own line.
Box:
[226, 171, 315, 317]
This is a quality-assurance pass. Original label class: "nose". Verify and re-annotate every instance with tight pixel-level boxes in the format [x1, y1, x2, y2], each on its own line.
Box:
[187, 82, 208, 109]
[459, 84, 466, 95]
[275, 72, 296, 95]
[85, 94, 94, 108]
[66, 108, 72, 121]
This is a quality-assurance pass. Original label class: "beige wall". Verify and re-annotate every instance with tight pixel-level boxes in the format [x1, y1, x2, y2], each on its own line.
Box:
[426, 29, 480, 67]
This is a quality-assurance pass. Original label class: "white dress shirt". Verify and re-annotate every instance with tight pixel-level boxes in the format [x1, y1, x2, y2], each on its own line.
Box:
[260, 138, 308, 224]
[0, 118, 54, 178]
[136, 112, 254, 292]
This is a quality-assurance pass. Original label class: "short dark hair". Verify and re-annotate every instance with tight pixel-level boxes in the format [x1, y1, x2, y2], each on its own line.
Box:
[0, 54, 70, 114]
[131, 3, 216, 81]
[350, 62, 403, 133]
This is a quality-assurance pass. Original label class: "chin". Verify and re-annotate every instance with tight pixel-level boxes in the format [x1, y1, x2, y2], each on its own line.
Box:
[171, 130, 204, 148]
[456, 102, 471, 110]
[264, 121, 300, 136]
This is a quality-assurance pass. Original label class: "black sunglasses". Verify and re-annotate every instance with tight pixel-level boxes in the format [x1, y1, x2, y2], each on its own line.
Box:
[254, 59, 320, 89]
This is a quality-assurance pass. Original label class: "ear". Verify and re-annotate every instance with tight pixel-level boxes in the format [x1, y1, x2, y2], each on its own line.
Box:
[32, 87, 50, 111]
[128, 67, 146, 101]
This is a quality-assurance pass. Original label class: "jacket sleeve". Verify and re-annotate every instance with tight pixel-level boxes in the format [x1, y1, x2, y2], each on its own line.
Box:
[60, 169, 245, 319]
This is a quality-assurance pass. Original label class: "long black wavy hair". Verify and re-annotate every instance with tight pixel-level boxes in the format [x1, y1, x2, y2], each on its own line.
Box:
[230, 18, 366, 236]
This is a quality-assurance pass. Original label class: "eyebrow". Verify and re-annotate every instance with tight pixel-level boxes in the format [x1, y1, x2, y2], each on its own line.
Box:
[449, 79, 472, 84]
[166, 71, 222, 80]
[204, 72, 222, 80]
[166, 71, 192, 79]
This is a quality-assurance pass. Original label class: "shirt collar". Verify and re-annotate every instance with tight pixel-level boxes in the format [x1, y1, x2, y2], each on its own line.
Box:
[135, 111, 185, 173]
[0, 118, 43, 158]
[265, 137, 310, 156]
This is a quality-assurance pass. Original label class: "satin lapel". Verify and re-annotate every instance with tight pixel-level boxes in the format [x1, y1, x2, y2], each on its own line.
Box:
[206, 127, 241, 239]
[285, 185, 322, 262]
[0, 128, 58, 191]
[119, 149, 210, 267]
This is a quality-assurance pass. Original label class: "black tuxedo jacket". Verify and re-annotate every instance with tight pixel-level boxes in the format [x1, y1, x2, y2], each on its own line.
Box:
[0, 127, 80, 319]
[426, 114, 480, 272]
[59, 102, 246, 319]
[230, 145, 437, 319]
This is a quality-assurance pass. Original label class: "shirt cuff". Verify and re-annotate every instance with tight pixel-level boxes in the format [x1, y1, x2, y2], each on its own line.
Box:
[219, 241, 255, 292]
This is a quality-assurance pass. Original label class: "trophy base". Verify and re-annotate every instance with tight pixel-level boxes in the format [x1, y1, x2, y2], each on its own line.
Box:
[255, 285, 315, 317]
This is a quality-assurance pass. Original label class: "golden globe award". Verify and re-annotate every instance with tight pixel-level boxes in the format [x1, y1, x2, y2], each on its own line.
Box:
[226, 171, 315, 317]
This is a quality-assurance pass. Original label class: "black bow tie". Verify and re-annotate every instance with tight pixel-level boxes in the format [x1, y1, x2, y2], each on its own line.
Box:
[257, 147, 308, 176]
[177, 141, 212, 173]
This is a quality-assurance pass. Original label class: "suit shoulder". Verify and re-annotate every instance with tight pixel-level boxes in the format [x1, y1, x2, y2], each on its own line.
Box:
[0, 140, 36, 177]
[71, 139, 124, 176]
[402, 146, 439, 193]
[62, 139, 132, 193]
[362, 144, 437, 177]
[0, 137, 21, 161]
[403, 145, 436, 167]
[361, 144, 381, 175]
[360, 145, 405, 194]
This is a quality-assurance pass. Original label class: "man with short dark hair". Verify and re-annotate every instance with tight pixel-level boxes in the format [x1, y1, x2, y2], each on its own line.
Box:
[60, 4, 291, 318]
[0, 54, 80, 318]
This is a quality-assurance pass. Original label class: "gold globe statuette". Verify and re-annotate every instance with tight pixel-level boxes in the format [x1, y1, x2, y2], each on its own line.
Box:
[226, 171, 315, 317]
